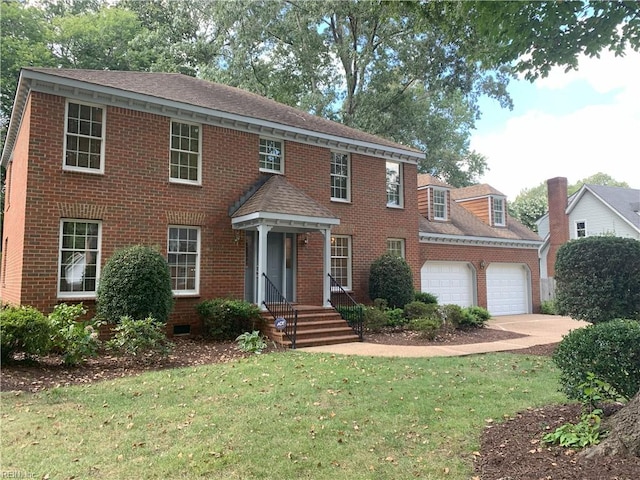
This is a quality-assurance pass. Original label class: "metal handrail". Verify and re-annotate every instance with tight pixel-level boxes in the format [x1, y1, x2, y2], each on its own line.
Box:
[328, 273, 363, 340]
[262, 273, 298, 349]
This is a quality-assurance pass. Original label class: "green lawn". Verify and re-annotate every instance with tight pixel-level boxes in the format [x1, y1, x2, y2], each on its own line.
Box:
[1, 351, 566, 479]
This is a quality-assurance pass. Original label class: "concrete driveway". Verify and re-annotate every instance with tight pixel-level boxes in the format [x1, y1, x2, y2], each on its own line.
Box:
[299, 314, 589, 358]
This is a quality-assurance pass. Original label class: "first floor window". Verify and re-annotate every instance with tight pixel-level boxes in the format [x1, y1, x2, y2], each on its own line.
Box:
[576, 221, 587, 238]
[386, 161, 403, 207]
[331, 235, 352, 290]
[386, 238, 405, 258]
[168, 226, 200, 294]
[58, 220, 101, 297]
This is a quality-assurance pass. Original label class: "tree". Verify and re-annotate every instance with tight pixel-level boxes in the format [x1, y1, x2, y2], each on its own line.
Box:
[509, 173, 630, 231]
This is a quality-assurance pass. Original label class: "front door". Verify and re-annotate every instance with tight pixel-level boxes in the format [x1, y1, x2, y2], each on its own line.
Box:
[245, 231, 296, 303]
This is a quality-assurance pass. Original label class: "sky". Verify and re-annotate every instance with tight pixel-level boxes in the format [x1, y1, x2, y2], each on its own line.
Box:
[471, 48, 640, 201]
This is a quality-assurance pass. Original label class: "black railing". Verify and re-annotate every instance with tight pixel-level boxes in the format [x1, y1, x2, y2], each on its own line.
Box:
[328, 274, 363, 340]
[262, 273, 298, 349]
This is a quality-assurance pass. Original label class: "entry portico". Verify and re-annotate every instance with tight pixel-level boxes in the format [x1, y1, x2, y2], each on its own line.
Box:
[230, 175, 340, 309]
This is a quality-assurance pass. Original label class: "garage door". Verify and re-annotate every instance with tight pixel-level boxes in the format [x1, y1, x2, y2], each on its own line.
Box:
[421, 261, 474, 307]
[486, 264, 529, 316]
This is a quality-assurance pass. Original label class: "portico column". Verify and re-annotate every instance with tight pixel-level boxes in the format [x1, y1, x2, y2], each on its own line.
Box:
[321, 228, 332, 307]
[256, 224, 272, 310]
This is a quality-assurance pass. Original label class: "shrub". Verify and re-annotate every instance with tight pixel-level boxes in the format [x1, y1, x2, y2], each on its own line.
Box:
[540, 300, 557, 315]
[441, 304, 466, 328]
[362, 305, 388, 333]
[196, 299, 261, 341]
[368, 254, 414, 309]
[385, 308, 406, 327]
[404, 301, 438, 320]
[552, 319, 640, 401]
[414, 291, 438, 304]
[236, 331, 268, 354]
[106, 315, 174, 360]
[96, 245, 174, 324]
[48, 303, 101, 366]
[460, 306, 491, 328]
[408, 317, 443, 340]
[0, 305, 51, 362]
[555, 236, 640, 323]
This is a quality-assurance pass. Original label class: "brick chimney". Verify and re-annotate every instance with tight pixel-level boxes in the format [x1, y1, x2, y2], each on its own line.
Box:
[546, 177, 569, 277]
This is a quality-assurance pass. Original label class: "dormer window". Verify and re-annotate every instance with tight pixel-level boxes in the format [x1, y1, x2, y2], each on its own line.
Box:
[491, 196, 506, 226]
[433, 188, 447, 220]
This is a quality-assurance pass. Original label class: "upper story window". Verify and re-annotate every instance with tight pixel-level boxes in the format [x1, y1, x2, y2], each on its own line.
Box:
[168, 226, 200, 295]
[58, 219, 101, 298]
[433, 188, 447, 220]
[170, 121, 201, 184]
[64, 101, 105, 173]
[330, 152, 350, 201]
[386, 161, 403, 207]
[575, 221, 587, 238]
[259, 138, 284, 173]
[386, 238, 405, 258]
[491, 196, 506, 226]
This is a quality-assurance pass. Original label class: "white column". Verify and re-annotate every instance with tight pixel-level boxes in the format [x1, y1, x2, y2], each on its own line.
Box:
[256, 224, 272, 310]
[321, 228, 332, 307]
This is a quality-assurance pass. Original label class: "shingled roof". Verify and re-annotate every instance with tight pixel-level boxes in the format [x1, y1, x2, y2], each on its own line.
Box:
[2, 68, 424, 166]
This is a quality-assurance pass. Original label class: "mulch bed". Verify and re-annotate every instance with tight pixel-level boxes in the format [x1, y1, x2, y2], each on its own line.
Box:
[2, 328, 638, 479]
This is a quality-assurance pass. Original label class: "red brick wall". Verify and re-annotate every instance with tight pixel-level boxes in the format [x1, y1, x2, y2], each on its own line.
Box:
[3, 91, 420, 332]
[546, 177, 569, 277]
[420, 242, 541, 313]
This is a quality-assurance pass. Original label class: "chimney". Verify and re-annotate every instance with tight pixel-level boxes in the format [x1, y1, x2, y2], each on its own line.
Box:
[546, 177, 569, 277]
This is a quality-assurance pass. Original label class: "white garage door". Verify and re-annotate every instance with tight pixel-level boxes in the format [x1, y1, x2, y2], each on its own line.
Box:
[421, 261, 474, 307]
[486, 264, 529, 316]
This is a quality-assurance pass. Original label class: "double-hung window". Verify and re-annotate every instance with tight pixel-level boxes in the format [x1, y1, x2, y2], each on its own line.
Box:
[386, 161, 403, 207]
[433, 188, 447, 220]
[259, 138, 284, 173]
[575, 221, 587, 238]
[168, 226, 200, 295]
[64, 101, 105, 173]
[170, 121, 201, 184]
[58, 220, 101, 297]
[330, 235, 352, 290]
[331, 152, 350, 201]
[491, 196, 506, 226]
[386, 238, 405, 258]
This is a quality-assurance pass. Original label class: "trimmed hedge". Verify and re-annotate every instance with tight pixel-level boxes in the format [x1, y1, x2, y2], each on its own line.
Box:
[196, 299, 261, 341]
[0, 305, 51, 361]
[552, 319, 640, 401]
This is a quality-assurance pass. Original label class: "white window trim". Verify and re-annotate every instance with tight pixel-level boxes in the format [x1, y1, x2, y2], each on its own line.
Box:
[57, 219, 102, 299]
[169, 119, 202, 186]
[491, 196, 506, 226]
[259, 137, 285, 174]
[331, 235, 352, 291]
[432, 187, 448, 220]
[63, 100, 106, 175]
[575, 220, 587, 238]
[167, 226, 201, 296]
[330, 151, 351, 202]
[386, 161, 404, 208]
[386, 238, 406, 259]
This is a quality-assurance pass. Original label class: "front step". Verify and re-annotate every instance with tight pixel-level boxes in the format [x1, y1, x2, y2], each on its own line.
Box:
[261, 306, 361, 348]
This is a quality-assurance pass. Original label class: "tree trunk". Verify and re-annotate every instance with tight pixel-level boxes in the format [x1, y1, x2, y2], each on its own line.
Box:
[581, 390, 640, 459]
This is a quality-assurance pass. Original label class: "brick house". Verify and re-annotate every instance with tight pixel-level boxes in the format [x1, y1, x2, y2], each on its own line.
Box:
[417, 174, 543, 315]
[0, 68, 424, 342]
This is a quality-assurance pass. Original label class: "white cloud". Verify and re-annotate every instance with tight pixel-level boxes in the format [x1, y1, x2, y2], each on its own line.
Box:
[473, 50, 640, 200]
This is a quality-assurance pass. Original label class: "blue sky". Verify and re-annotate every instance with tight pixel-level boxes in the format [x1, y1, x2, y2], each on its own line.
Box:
[470, 48, 640, 200]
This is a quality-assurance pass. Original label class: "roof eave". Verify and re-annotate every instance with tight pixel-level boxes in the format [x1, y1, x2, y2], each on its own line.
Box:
[419, 232, 542, 249]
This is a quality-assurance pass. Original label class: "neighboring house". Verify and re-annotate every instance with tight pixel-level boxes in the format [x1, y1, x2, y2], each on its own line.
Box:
[0, 68, 424, 339]
[538, 177, 640, 296]
[417, 174, 543, 316]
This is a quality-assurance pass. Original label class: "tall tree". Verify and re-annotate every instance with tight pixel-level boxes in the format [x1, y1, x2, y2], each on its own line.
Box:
[509, 173, 630, 231]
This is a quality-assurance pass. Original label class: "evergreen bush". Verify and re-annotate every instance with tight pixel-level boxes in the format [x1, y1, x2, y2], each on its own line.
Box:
[362, 305, 388, 333]
[413, 291, 438, 304]
[96, 245, 174, 324]
[106, 315, 174, 360]
[460, 306, 491, 328]
[196, 299, 261, 341]
[0, 305, 51, 362]
[368, 254, 414, 309]
[48, 303, 101, 366]
[552, 319, 640, 401]
[404, 301, 438, 320]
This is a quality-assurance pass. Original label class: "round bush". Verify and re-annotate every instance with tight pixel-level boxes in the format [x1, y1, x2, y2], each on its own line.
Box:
[196, 299, 261, 340]
[362, 306, 388, 333]
[368, 254, 414, 309]
[460, 306, 491, 328]
[404, 301, 438, 320]
[552, 319, 640, 401]
[414, 291, 438, 304]
[96, 245, 174, 323]
[0, 305, 51, 361]
[555, 236, 640, 323]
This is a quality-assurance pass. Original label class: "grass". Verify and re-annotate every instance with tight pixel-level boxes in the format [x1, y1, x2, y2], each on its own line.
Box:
[1, 351, 566, 479]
